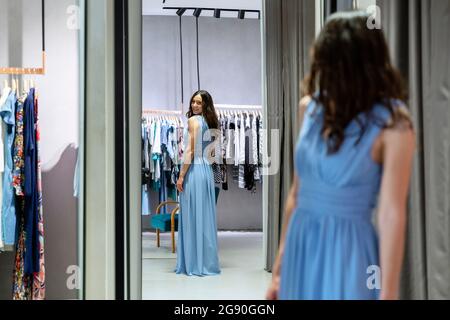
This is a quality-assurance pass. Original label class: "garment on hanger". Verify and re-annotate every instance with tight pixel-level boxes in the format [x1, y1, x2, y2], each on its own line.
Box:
[258, 115, 263, 166]
[238, 165, 245, 189]
[12, 86, 46, 300]
[1, 90, 17, 247]
[152, 120, 162, 156]
[177, 125, 184, 162]
[31, 90, 45, 300]
[239, 113, 246, 165]
[0, 86, 8, 172]
[208, 110, 263, 191]
[141, 114, 185, 216]
[166, 121, 176, 161]
[220, 115, 227, 161]
[234, 115, 240, 166]
[142, 121, 151, 216]
[0, 86, 10, 251]
[23, 88, 40, 275]
[12, 92, 25, 196]
[251, 114, 258, 165]
[226, 115, 235, 162]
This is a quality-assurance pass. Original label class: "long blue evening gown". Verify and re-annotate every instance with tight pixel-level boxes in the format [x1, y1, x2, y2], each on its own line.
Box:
[279, 100, 397, 300]
[175, 115, 221, 276]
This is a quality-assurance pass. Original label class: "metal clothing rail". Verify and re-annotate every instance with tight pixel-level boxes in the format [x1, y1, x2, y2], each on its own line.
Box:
[0, 0, 46, 75]
[215, 104, 262, 110]
[142, 106, 262, 115]
[142, 109, 183, 115]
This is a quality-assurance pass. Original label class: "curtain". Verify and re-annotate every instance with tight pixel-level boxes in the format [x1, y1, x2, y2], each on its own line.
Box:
[378, 0, 450, 300]
[263, 0, 316, 271]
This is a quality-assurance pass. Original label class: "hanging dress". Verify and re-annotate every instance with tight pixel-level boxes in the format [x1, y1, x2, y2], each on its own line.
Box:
[175, 115, 221, 276]
[279, 99, 399, 300]
[32, 90, 45, 300]
[12, 91, 31, 300]
[0, 91, 17, 247]
[12, 88, 45, 300]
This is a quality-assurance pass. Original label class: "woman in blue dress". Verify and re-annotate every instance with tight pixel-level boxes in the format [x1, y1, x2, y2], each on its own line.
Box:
[266, 12, 416, 300]
[175, 90, 221, 276]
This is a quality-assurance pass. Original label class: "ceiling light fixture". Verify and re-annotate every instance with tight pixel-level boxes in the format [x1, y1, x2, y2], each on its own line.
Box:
[193, 8, 202, 18]
[176, 8, 186, 16]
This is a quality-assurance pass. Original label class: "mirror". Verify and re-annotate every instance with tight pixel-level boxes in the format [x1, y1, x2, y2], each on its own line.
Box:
[141, 0, 267, 300]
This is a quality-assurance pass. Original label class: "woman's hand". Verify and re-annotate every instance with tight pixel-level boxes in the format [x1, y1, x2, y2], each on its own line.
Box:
[266, 275, 280, 300]
[176, 177, 184, 193]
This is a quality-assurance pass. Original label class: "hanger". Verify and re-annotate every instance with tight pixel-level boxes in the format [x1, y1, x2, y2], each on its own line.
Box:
[24, 78, 29, 93]
[16, 77, 20, 95]
[11, 77, 16, 93]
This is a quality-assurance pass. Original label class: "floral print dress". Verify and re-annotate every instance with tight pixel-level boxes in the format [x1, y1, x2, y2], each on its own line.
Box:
[12, 89, 45, 300]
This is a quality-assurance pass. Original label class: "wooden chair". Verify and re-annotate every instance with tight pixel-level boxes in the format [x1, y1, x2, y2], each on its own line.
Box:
[151, 187, 221, 254]
[151, 201, 179, 253]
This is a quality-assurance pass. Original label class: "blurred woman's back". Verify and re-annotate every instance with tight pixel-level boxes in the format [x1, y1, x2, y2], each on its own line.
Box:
[268, 12, 415, 300]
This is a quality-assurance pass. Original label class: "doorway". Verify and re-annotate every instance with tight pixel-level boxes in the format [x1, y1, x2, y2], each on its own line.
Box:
[139, 0, 269, 300]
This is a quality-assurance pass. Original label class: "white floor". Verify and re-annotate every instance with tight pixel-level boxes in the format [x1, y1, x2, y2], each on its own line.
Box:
[142, 231, 272, 300]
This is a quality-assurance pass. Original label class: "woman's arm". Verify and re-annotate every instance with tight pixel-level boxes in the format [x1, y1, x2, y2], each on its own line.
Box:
[377, 122, 415, 300]
[266, 95, 310, 300]
[177, 117, 200, 192]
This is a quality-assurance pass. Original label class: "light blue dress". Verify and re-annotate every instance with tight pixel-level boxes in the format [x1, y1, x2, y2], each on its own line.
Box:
[175, 115, 221, 276]
[279, 100, 395, 300]
[0, 92, 17, 246]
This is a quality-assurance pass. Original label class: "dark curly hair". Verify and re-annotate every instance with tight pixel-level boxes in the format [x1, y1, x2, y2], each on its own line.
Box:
[186, 90, 219, 130]
[303, 12, 408, 154]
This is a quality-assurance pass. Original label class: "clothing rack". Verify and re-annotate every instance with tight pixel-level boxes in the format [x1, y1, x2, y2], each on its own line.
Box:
[143, 109, 183, 115]
[215, 104, 262, 110]
[0, 0, 46, 75]
[142, 106, 262, 115]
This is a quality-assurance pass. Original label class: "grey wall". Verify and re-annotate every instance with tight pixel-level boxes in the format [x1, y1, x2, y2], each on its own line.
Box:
[142, 15, 263, 230]
[0, 0, 80, 299]
[216, 177, 263, 230]
[143, 15, 262, 110]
